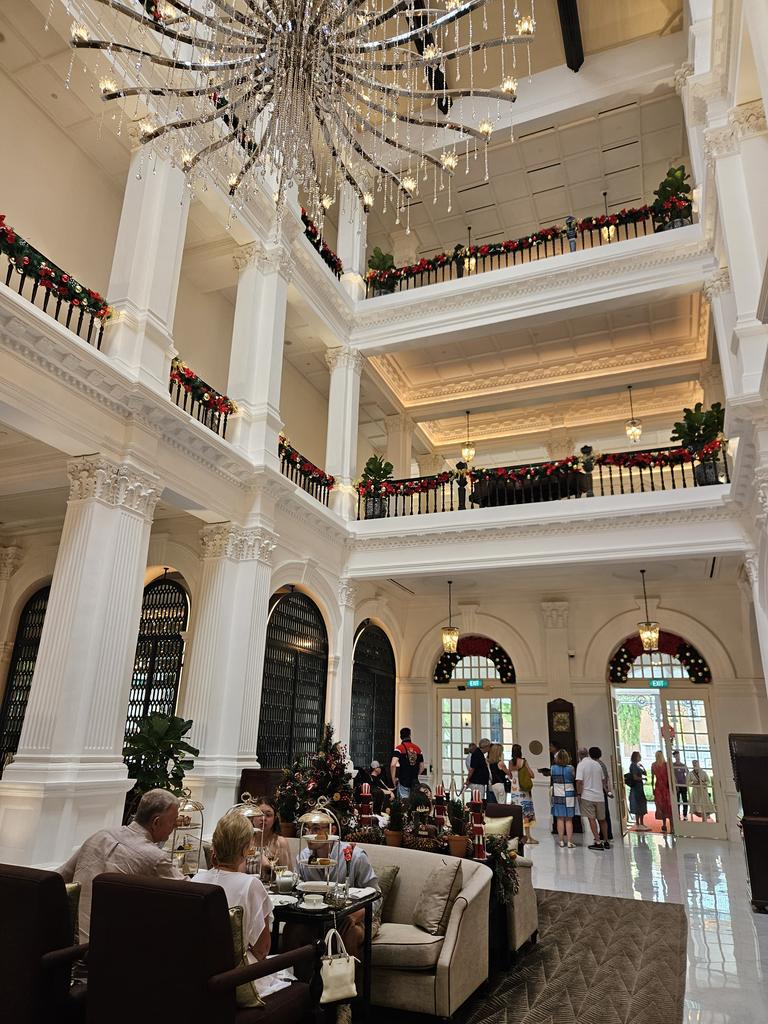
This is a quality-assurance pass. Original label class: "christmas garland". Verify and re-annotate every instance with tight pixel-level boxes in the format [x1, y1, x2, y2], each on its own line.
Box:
[609, 632, 712, 684]
[469, 455, 583, 484]
[1, 215, 111, 319]
[365, 206, 654, 288]
[278, 434, 335, 489]
[301, 209, 343, 277]
[170, 357, 238, 416]
[594, 438, 723, 469]
[356, 470, 456, 497]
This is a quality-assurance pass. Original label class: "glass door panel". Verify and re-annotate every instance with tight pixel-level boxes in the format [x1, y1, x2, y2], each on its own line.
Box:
[662, 693, 725, 838]
[440, 696, 473, 794]
[479, 696, 514, 757]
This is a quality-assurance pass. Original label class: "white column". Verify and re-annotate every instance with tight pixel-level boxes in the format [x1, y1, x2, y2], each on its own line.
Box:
[337, 185, 367, 301]
[0, 457, 160, 866]
[326, 579, 357, 750]
[385, 413, 414, 480]
[744, 551, 768, 701]
[541, 602, 571, 701]
[226, 242, 293, 467]
[182, 523, 276, 825]
[703, 270, 738, 404]
[0, 546, 23, 690]
[704, 103, 768, 404]
[103, 152, 190, 396]
[325, 347, 364, 519]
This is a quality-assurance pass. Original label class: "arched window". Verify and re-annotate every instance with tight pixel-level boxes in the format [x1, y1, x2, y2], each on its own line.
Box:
[608, 630, 711, 684]
[350, 622, 396, 769]
[257, 590, 328, 768]
[124, 578, 189, 738]
[433, 635, 516, 685]
[0, 586, 50, 777]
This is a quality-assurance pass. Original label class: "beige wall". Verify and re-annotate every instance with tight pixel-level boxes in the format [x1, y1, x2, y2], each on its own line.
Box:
[280, 360, 329, 468]
[173, 275, 235, 396]
[0, 69, 125, 297]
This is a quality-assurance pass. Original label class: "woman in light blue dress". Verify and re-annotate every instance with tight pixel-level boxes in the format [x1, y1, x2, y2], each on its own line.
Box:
[550, 749, 577, 848]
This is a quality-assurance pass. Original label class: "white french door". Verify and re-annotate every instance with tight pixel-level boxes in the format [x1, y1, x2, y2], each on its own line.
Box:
[611, 686, 726, 838]
[437, 688, 516, 793]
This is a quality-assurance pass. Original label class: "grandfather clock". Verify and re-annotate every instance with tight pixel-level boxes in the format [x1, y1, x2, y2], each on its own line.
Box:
[547, 698, 582, 833]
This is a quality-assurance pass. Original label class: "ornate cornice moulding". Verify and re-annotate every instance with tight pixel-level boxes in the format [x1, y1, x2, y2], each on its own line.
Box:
[347, 502, 741, 552]
[704, 100, 768, 167]
[199, 523, 277, 563]
[352, 237, 715, 334]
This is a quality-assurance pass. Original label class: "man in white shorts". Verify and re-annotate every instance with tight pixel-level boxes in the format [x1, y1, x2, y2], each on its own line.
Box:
[576, 746, 611, 851]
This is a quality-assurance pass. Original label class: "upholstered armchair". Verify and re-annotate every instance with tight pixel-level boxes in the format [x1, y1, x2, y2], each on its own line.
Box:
[86, 873, 318, 1024]
[0, 862, 88, 1024]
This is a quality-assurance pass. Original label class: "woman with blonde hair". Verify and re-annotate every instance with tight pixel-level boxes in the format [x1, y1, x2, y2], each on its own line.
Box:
[192, 813, 276, 982]
[550, 749, 577, 848]
[488, 742, 510, 804]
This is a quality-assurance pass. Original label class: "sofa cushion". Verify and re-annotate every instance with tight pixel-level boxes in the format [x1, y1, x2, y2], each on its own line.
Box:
[413, 859, 462, 936]
[372, 923, 445, 970]
[372, 864, 399, 938]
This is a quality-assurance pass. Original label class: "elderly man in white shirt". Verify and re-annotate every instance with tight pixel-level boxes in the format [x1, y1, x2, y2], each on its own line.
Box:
[57, 788, 183, 942]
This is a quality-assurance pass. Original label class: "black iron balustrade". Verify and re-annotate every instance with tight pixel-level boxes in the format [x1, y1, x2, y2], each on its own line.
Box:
[1, 220, 109, 348]
[356, 445, 730, 520]
[364, 211, 662, 297]
[168, 359, 233, 439]
[278, 437, 334, 506]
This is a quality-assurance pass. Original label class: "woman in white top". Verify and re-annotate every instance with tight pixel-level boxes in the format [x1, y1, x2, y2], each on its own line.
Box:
[192, 812, 281, 992]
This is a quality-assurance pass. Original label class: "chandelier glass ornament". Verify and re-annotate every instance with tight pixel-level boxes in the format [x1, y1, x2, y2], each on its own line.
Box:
[441, 579, 460, 654]
[625, 385, 642, 444]
[461, 410, 475, 463]
[69, 0, 536, 227]
[637, 569, 660, 653]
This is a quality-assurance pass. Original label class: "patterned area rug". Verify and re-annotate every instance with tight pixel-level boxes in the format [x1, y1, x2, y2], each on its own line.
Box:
[456, 889, 688, 1024]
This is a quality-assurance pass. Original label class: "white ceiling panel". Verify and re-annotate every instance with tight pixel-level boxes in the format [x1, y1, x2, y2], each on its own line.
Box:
[603, 141, 641, 175]
[606, 166, 644, 204]
[643, 125, 685, 163]
[598, 105, 642, 146]
[533, 187, 570, 222]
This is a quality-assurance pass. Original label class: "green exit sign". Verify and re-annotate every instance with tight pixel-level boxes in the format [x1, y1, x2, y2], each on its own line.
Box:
[648, 679, 669, 688]
[466, 680, 483, 689]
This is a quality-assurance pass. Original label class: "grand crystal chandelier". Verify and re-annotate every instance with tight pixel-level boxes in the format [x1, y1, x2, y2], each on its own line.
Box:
[70, 0, 536, 226]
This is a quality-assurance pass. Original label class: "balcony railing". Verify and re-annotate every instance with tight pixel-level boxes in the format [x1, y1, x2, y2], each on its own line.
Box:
[301, 208, 343, 279]
[364, 207, 685, 298]
[278, 435, 334, 506]
[1, 214, 110, 347]
[169, 358, 235, 439]
[356, 444, 729, 520]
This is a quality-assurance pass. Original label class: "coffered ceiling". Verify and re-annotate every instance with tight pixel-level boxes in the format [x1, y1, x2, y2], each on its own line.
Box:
[363, 88, 689, 260]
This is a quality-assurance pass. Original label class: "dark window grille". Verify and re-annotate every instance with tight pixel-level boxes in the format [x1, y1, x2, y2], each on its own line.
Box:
[350, 623, 396, 770]
[0, 586, 50, 777]
[257, 591, 328, 768]
[124, 579, 189, 738]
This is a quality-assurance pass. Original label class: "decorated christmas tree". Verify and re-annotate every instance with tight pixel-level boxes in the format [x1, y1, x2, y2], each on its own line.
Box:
[275, 723, 355, 829]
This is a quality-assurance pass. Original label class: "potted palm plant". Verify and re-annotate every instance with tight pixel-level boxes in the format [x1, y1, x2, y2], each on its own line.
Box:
[670, 402, 726, 485]
[445, 798, 469, 858]
[359, 454, 393, 519]
[366, 246, 396, 294]
[652, 165, 693, 231]
[385, 797, 405, 846]
[122, 712, 199, 823]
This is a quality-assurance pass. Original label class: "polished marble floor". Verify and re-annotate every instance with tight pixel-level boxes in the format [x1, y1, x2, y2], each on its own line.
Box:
[524, 825, 768, 1024]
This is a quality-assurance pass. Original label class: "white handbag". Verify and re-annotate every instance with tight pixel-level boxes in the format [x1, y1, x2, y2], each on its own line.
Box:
[319, 927, 358, 1004]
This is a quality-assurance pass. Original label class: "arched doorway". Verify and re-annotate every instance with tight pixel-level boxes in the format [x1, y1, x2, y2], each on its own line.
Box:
[0, 585, 50, 777]
[433, 635, 516, 791]
[608, 629, 725, 838]
[350, 622, 396, 770]
[124, 577, 189, 738]
[257, 589, 328, 768]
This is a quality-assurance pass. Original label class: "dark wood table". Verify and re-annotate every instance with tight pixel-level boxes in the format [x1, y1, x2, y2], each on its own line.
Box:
[271, 890, 378, 1014]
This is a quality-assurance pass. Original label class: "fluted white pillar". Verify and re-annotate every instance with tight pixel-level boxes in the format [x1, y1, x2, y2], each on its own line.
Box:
[182, 523, 276, 824]
[385, 413, 414, 480]
[744, 551, 768, 701]
[326, 579, 357, 750]
[103, 152, 190, 396]
[226, 242, 293, 467]
[0, 457, 160, 866]
[337, 185, 367, 300]
[325, 347, 364, 519]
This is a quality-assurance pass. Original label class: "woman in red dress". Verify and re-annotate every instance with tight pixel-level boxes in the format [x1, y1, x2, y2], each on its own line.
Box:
[652, 750, 674, 833]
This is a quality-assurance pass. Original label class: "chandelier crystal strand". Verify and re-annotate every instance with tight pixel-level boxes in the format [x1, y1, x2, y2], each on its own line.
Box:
[70, 0, 535, 217]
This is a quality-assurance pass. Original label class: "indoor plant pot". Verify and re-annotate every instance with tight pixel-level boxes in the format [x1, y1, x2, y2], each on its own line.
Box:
[384, 828, 403, 847]
[694, 460, 720, 486]
[670, 402, 725, 488]
[446, 833, 469, 858]
[359, 455, 394, 520]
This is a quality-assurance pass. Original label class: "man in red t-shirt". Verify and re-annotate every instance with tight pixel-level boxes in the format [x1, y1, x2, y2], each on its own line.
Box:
[390, 727, 426, 799]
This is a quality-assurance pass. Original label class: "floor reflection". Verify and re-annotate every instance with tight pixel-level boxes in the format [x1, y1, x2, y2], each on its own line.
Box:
[527, 825, 768, 1024]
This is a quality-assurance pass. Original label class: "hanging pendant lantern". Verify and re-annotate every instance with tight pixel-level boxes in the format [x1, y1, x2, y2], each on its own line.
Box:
[637, 569, 660, 652]
[625, 385, 642, 444]
[441, 580, 460, 654]
[461, 411, 476, 464]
